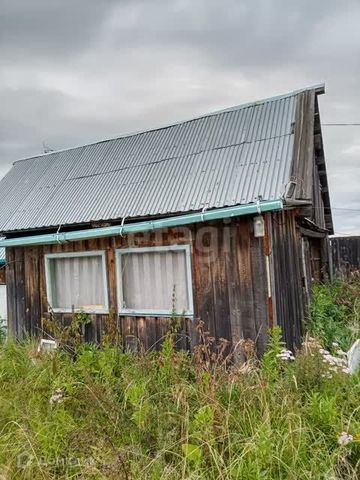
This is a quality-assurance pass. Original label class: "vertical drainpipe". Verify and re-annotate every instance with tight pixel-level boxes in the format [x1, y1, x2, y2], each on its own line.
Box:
[264, 212, 274, 329]
[328, 237, 334, 282]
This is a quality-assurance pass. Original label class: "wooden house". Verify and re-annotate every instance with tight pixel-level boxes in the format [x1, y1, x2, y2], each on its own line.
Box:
[0, 248, 6, 322]
[0, 85, 333, 352]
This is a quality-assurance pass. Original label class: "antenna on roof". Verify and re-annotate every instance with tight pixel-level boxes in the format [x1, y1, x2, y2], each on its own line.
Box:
[42, 141, 54, 154]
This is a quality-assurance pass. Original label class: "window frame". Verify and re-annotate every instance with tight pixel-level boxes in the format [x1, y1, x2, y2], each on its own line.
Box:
[44, 250, 109, 314]
[116, 244, 194, 317]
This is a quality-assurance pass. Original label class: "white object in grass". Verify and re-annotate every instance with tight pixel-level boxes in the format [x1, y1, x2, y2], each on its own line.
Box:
[347, 339, 360, 374]
[37, 338, 57, 353]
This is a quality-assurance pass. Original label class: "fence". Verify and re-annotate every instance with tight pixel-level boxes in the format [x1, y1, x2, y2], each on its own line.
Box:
[331, 236, 360, 279]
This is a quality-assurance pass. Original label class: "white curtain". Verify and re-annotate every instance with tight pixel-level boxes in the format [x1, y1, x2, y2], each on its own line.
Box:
[0, 285, 6, 320]
[121, 250, 189, 313]
[49, 255, 105, 310]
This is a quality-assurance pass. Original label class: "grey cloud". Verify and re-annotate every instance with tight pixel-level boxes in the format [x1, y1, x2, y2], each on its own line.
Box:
[107, 0, 355, 72]
[0, 0, 119, 61]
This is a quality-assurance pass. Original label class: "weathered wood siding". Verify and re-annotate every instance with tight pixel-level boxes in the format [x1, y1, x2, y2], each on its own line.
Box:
[291, 90, 332, 234]
[6, 217, 270, 353]
[0, 267, 5, 285]
[271, 210, 305, 350]
[291, 90, 315, 201]
[311, 160, 326, 230]
[331, 236, 360, 279]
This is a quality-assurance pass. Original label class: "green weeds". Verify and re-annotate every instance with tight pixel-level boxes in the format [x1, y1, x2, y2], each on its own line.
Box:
[308, 274, 360, 351]
[0, 279, 358, 479]
[0, 334, 358, 479]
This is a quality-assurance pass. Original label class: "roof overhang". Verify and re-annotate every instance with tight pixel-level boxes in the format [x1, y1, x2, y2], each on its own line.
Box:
[0, 200, 283, 247]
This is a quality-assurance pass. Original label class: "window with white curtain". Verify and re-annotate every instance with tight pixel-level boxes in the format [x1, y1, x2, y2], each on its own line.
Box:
[45, 251, 108, 313]
[116, 245, 193, 316]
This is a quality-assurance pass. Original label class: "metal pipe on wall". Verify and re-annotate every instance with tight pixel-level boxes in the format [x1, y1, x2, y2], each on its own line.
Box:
[263, 212, 274, 329]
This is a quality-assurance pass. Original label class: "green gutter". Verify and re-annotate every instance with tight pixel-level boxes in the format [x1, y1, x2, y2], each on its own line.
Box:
[0, 200, 283, 247]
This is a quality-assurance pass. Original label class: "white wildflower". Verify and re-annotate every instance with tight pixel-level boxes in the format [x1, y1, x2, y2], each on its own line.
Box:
[276, 349, 295, 361]
[337, 432, 353, 446]
[303, 339, 352, 376]
[336, 350, 347, 357]
[49, 389, 64, 405]
[323, 355, 336, 365]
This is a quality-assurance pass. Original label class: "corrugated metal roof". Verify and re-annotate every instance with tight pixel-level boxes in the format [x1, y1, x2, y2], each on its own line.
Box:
[0, 87, 315, 233]
[0, 248, 5, 263]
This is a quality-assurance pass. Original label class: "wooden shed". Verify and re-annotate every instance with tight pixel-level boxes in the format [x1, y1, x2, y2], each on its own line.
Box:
[0, 85, 333, 352]
[0, 248, 6, 322]
[331, 236, 360, 279]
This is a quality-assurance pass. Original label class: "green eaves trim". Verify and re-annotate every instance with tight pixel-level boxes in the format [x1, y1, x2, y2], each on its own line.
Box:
[0, 200, 283, 247]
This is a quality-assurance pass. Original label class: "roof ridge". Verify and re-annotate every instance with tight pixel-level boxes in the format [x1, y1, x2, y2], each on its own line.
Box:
[12, 83, 324, 165]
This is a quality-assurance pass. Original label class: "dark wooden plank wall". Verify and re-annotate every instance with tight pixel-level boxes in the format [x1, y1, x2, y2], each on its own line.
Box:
[6, 217, 269, 353]
[311, 160, 326, 230]
[308, 238, 323, 281]
[300, 236, 312, 307]
[271, 210, 305, 350]
[192, 219, 269, 355]
[314, 96, 333, 233]
[331, 236, 360, 279]
[0, 267, 5, 285]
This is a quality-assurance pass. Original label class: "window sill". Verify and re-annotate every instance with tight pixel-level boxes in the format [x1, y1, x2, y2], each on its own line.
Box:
[49, 308, 109, 315]
[118, 309, 194, 318]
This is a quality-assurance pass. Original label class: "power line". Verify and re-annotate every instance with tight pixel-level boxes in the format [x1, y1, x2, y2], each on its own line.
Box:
[309, 206, 360, 212]
[322, 123, 360, 126]
[332, 232, 360, 236]
[332, 207, 360, 212]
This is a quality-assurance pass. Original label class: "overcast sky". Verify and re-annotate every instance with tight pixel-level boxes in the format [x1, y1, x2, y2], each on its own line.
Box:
[0, 0, 359, 234]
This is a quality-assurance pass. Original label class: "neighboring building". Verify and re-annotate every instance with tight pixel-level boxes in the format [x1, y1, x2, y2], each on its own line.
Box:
[0, 248, 6, 322]
[0, 85, 333, 352]
[331, 236, 360, 279]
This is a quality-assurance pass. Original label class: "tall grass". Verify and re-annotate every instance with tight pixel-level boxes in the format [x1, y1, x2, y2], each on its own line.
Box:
[0, 279, 358, 479]
[308, 274, 360, 350]
[0, 332, 358, 479]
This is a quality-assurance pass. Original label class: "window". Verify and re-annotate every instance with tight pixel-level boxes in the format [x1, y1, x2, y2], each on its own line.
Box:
[116, 245, 193, 316]
[0, 285, 6, 321]
[45, 251, 108, 313]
